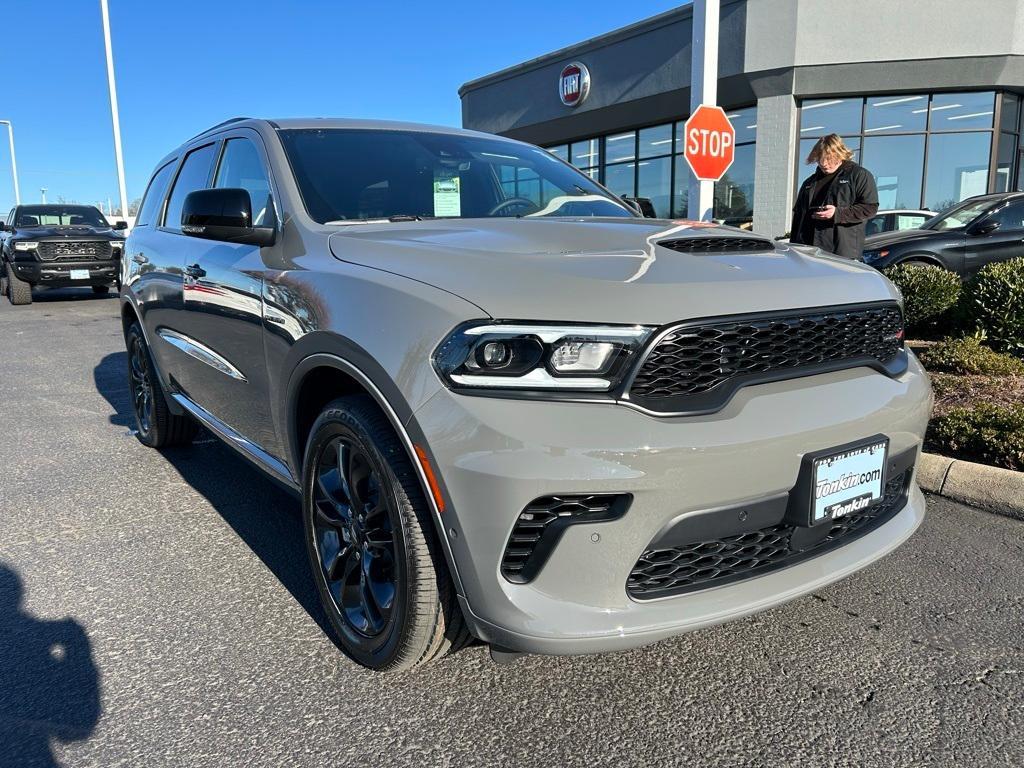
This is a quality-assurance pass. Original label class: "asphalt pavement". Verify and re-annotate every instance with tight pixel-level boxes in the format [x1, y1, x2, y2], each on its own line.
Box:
[1, 288, 1022, 768]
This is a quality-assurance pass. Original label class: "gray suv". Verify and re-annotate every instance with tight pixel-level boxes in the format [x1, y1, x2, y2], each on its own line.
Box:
[121, 118, 932, 672]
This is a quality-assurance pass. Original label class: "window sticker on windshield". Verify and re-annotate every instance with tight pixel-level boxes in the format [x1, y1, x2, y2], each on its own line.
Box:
[433, 176, 461, 218]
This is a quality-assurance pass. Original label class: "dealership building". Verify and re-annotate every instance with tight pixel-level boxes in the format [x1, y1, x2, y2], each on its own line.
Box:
[459, 0, 1024, 237]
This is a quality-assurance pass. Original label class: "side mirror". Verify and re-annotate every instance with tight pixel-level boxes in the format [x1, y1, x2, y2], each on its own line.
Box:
[181, 188, 276, 247]
[114, 220, 128, 230]
[970, 220, 1000, 236]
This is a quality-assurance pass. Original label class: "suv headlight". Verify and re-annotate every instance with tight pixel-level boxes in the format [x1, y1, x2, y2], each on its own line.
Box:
[434, 322, 654, 392]
[14, 241, 38, 251]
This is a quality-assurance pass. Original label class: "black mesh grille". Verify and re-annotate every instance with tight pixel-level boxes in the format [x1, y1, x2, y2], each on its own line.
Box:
[37, 241, 114, 261]
[658, 237, 775, 254]
[502, 494, 630, 583]
[628, 304, 904, 411]
[627, 471, 910, 599]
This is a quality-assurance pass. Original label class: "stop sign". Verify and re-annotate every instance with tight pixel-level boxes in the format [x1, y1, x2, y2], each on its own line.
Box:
[683, 105, 736, 182]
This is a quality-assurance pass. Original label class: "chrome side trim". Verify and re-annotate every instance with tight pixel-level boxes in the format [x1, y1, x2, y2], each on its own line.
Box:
[158, 328, 248, 382]
[170, 392, 298, 491]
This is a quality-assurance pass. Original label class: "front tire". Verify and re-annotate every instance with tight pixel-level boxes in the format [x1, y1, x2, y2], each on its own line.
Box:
[302, 395, 468, 672]
[125, 322, 198, 448]
[5, 262, 32, 305]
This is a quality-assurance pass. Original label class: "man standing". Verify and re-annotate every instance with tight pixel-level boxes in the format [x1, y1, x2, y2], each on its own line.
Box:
[790, 134, 878, 260]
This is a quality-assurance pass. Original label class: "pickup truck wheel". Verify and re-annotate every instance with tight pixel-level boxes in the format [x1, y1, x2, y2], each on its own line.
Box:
[126, 323, 198, 448]
[92, 284, 111, 295]
[5, 262, 32, 305]
[302, 395, 468, 672]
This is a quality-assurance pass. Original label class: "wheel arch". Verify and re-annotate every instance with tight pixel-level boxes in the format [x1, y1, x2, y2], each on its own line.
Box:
[284, 351, 466, 597]
[891, 252, 946, 269]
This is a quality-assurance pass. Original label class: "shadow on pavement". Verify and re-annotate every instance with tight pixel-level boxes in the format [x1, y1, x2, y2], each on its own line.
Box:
[0, 563, 101, 767]
[30, 287, 118, 304]
[94, 351, 134, 428]
[91, 355, 331, 637]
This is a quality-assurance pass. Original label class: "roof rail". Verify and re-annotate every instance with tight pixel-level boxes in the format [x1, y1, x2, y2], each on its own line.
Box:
[186, 116, 252, 143]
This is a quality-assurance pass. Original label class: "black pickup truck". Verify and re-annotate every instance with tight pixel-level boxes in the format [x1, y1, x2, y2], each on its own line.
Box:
[1, 204, 127, 305]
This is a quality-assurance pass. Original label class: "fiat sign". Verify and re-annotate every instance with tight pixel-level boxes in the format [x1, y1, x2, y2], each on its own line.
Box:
[559, 62, 590, 107]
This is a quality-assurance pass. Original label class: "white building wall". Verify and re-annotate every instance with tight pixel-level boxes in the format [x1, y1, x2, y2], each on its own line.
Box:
[753, 93, 798, 238]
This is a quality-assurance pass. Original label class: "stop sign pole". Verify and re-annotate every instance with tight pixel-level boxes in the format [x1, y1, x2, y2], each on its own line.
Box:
[687, 0, 720, 221]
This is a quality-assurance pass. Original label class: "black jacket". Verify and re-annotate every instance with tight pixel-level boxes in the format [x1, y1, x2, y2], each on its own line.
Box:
[790, 160, 879, 260]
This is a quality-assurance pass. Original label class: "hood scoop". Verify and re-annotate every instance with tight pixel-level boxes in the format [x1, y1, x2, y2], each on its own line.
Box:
[658, 237, 775, 254]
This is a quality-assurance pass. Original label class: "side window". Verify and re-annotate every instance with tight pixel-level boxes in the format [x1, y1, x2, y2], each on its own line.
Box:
[163, 143, 217, 231]
[991, 200, 1024, 231]
[896, 214, 926, 230]
[134, 160, 176, 228]
[214, 139, 273, 226]
[865, 214, 887, 237]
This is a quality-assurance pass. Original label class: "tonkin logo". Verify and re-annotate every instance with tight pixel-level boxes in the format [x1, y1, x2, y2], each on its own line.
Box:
[559, 62, 591, 107]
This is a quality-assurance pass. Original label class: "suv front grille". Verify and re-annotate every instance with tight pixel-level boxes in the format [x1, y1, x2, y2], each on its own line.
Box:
[627, 470, 910, 599]
[501, 494, 631, 583]
[37, 241, 114, 261]
[658, 237, 775, 254]
[626, 304, 905, 414]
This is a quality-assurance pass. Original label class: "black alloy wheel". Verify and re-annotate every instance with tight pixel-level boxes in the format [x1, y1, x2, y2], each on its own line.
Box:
[312, 433, 398, 639]
[302, 396, 469, 671]
[129, 332, 155, 436]
[124, 323, 197, 448]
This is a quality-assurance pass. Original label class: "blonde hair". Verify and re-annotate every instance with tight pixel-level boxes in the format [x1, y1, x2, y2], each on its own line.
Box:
[806, 133, 854, 165]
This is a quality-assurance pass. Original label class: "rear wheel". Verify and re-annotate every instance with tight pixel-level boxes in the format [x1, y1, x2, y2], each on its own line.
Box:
[126, 322, 198, 448]
[5, 262, 31, 305]
[302, 395, 469, 672]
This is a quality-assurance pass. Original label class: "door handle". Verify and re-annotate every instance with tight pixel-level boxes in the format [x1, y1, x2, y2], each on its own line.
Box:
[132, 252, 148, 265]
[184, 263, 206, 279]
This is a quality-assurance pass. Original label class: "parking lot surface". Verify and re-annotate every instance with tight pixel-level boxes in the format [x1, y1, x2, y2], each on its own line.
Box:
[1, 289, 1022, 768]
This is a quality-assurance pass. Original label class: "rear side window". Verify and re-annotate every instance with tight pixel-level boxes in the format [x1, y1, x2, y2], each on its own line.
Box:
[163, 143, 217, 231]
[214, 139, 273, 226]
[134, 160, 176, 228]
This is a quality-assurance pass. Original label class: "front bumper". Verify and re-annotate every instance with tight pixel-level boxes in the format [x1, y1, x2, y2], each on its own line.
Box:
[413, 353, 932, 655]
[11, 258, 118, 286]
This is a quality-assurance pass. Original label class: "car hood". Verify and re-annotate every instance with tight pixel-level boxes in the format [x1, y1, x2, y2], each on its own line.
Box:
[864, 228, 947, 249]
[15, 225, 124, 240]
[328, 218, 900, 325]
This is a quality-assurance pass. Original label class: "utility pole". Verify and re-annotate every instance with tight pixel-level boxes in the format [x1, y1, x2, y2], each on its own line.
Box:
[100, 0, 129, 222]
[40, 188, 47, 204]
[687, 0, 719, 221]
[0, 120, 20, 205]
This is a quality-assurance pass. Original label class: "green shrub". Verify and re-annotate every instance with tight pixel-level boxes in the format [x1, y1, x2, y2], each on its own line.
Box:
[963, 258, 1024, 355]
[920, 336, 1024, 376]
[883, 264, 961, 333]
[928, 402, 1024, 471]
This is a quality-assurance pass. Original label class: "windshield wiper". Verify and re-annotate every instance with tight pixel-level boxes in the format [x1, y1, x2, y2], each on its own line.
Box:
[325, 214, 438, 226]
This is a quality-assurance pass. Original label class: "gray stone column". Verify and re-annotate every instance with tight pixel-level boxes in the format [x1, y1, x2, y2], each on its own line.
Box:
[752, 93, 799, 238]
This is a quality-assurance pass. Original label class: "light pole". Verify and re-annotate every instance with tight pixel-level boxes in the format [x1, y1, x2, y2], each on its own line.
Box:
[688, 0, 719, 221]
[99, 0, 129, 221]
[40, 188, 47, 204]
[0, 120, 20, 205]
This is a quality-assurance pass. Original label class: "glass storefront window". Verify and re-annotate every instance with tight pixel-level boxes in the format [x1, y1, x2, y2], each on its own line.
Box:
[996, 132, 1017, 193]
[725, 106, 758, 145]
[714, 143, 755, 226]
[929, 92, 995, 132]
[864, 94, 927, 135]
[924, 131, 992, 211]
[605, 132, 636, 163]
[637, 156, 671, 217]
[673, 154, 692, 217]
[800, 98, 862, 137]
[674, 120, 687, 154]
[547, 145, 569, 162]
[861, 134, 925, 209]
[570, 139, 600, 169]
[999, 93, 1020, 133]
[604, 162, 635, 198]
[638, 124, 673, 159]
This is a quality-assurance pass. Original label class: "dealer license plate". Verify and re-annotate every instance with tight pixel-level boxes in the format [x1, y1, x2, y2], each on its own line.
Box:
[69, 269, 90, 280]
[811, 440, 888, 523]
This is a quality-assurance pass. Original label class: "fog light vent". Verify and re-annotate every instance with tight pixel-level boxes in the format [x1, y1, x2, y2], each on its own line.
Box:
[501, 494, 631, 583]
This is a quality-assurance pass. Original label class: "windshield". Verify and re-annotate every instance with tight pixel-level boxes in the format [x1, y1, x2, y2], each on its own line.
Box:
[278, 129, 634, 224]
[923, 199, 994, 231]
[15, 205, 109, 228]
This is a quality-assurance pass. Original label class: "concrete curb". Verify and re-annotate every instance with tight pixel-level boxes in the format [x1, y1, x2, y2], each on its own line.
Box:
[918, 452, 1024, 522]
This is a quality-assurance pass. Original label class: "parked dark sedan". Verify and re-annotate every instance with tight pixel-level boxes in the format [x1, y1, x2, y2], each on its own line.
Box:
[861, 192, 1024, 277]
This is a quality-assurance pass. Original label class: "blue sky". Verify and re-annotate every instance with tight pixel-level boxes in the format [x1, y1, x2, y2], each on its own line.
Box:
[0, 0, 683, 214]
